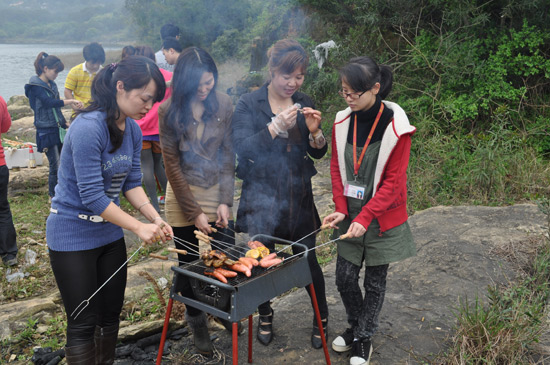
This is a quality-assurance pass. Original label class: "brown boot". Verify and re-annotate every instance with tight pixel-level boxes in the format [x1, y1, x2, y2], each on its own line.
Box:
[64, 342, 95, 364]
[94, 324, 119, 364]
[186, 311, 213, 355]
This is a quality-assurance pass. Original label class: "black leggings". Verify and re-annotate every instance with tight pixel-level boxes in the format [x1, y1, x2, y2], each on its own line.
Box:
[173, 223, 235, 316]
[49, 238, 127, 347]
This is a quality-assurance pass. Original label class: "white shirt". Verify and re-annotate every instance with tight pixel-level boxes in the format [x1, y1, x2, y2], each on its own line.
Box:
[155, 50, 174, 72]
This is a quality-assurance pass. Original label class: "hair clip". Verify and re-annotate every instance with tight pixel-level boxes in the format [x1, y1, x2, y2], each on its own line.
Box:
[109, 63, 118, 72]
[42, 53, 49, 59]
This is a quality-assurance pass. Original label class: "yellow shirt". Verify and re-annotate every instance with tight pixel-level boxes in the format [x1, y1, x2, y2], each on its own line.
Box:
[64, 63, 100, 107]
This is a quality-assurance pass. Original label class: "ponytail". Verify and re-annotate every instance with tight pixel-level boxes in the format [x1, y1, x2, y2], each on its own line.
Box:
[378, 65, 393, 99]
[34, 52, 64, 76]
[339, 56, 393, 99]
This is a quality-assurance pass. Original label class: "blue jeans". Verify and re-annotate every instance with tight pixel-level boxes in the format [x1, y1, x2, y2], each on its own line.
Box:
[45, 144, 61, 197]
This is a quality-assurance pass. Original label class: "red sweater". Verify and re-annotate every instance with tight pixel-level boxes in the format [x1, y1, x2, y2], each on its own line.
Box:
[135, 68, 172, 136]
[0, 97, 12, 167]
[330, 101, 415, 234]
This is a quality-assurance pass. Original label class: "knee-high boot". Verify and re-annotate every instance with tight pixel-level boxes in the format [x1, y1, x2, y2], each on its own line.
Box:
[94, 324, 119, 364]
[186, 311, 213, 355]
[64, 342, 95, 364]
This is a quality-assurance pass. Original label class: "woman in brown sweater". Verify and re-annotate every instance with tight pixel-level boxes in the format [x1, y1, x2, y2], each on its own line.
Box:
[159, 47, 235, 355]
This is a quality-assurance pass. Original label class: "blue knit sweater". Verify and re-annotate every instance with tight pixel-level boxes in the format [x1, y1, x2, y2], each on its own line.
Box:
[46, 110, 143, 251]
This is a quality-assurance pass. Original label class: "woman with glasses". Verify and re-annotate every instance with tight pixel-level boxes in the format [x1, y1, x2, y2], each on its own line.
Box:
[233, 39, 329, 349]
[323, 56, 416, 365]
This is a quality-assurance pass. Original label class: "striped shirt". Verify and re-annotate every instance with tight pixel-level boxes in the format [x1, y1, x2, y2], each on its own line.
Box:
[64, 62, 101, 107]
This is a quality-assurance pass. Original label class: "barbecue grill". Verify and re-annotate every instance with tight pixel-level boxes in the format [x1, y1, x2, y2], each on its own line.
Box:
[156, 234, 331, 364]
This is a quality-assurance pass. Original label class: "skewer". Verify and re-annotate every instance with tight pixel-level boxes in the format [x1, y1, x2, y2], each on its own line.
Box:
[275, 223, 331, 254]
[193, 230, 241, 260]
[209, 226, 245, 244]
[71, 244, 144, 319]
[149, 253, 213, 270]
[167, 247, 188, 255]
[266, 233, 350, 270]
[170, 235, 202, 255]
[197, 236, 241, 260]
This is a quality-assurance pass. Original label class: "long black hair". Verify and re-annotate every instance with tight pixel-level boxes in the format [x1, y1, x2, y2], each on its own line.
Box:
[76, 56, 166, 152]
[34, 52, 64, 76]
[339, 56, 393, 99]
[165, 47, 219, 137]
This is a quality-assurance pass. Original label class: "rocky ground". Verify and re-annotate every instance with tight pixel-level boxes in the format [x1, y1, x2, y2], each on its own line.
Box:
[2, 99, 550, 364]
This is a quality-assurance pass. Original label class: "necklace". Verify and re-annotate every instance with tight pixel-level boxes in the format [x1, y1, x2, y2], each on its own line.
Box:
[267, 86, 293, 114]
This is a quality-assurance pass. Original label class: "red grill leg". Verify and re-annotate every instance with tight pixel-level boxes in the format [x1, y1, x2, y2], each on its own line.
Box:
[156, 298, 173, 365]
[248, 315, 253, 363]
[309, 283, 331, 365]
[232, 321, 239, 365]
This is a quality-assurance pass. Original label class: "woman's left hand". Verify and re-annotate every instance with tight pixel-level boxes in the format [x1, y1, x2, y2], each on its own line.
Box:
[345, 222, 367, 238]
[302, 107, 322, 134]
[216, 204, 230, 228]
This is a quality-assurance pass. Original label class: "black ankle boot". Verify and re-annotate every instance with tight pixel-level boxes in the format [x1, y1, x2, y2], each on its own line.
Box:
[311, 317, 328, 349]
[257, 309, 274, 346]
[65, 342, 95, 364]
[186, 312, 213, 355]
[94, 323, 119, 364]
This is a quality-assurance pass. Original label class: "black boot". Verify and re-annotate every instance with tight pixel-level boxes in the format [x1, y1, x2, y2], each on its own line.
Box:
[186, 311, 213, 356]
[256, 309, 274, 346]
[64, 342, 95, 365]
[94, 323, 119, 364]
[311, 317, 328, 349]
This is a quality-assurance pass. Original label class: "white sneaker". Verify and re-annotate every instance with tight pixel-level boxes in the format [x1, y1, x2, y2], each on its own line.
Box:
[332, 328, 354, 352]
[350, 338, 372, 365]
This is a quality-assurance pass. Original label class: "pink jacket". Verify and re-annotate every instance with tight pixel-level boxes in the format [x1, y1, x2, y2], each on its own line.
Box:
[0, 96, 12, 167]
[136, 68, 172, 136]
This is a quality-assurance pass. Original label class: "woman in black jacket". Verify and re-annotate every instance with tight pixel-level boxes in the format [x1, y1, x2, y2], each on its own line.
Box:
[233, 39, 329, 349]
[25, 52, 82, 199]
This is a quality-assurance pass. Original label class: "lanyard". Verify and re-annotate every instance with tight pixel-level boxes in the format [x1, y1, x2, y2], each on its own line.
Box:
[353, 103, 384, 177]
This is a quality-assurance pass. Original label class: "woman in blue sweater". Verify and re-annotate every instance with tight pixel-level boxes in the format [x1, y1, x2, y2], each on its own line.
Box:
[25, 52, 83, 199]
[46, 56, 173, 364]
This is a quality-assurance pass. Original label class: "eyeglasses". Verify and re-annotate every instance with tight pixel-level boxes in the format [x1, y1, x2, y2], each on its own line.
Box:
[338, 90, 367, 100]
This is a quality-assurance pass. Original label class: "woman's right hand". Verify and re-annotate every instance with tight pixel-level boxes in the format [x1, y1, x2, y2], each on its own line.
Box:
[322, 212, 346, 229]
[271, 105, 298, 134]
[65, 99, 83, 110]
[135, 222, 168, 246]
[194, 213, 213, 235]
[71, 100, 83, 109]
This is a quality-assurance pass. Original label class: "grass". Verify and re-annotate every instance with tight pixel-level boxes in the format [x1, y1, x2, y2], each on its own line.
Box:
[435, 210, 550, 364]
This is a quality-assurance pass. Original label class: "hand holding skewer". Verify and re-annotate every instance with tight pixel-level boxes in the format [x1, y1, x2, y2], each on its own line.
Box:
[322, 213, 366, 238]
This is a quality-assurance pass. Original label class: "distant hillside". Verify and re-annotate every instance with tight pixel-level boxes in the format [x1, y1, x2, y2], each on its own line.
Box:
[0, 0, 135, 44]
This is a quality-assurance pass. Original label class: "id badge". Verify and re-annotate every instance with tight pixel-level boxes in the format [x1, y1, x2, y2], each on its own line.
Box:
[344, 182, 366, 200]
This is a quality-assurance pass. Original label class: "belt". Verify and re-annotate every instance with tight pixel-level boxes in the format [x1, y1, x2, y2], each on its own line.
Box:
[78, 214, 107, 223]
[50, 208, 107, 223]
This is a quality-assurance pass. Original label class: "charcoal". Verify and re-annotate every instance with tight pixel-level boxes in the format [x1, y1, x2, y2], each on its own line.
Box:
[115, 344, 134, 357]
[130, 347, 148, 361]
[169, 327, 188, 340]
[135, 332, 162, 348]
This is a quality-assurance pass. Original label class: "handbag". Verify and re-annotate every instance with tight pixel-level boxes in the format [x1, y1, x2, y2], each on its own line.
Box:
[52, 108, 66, 144]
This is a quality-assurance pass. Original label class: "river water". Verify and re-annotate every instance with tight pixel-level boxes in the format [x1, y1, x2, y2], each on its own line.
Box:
[0, 43, 119, 102]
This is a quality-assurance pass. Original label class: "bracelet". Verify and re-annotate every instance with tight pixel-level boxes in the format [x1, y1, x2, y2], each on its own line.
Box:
[153, 216, 163, 222]
[137, 201, 151, 211]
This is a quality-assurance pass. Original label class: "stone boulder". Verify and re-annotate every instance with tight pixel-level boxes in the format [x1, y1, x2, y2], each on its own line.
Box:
[7, 95, 33, 120]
